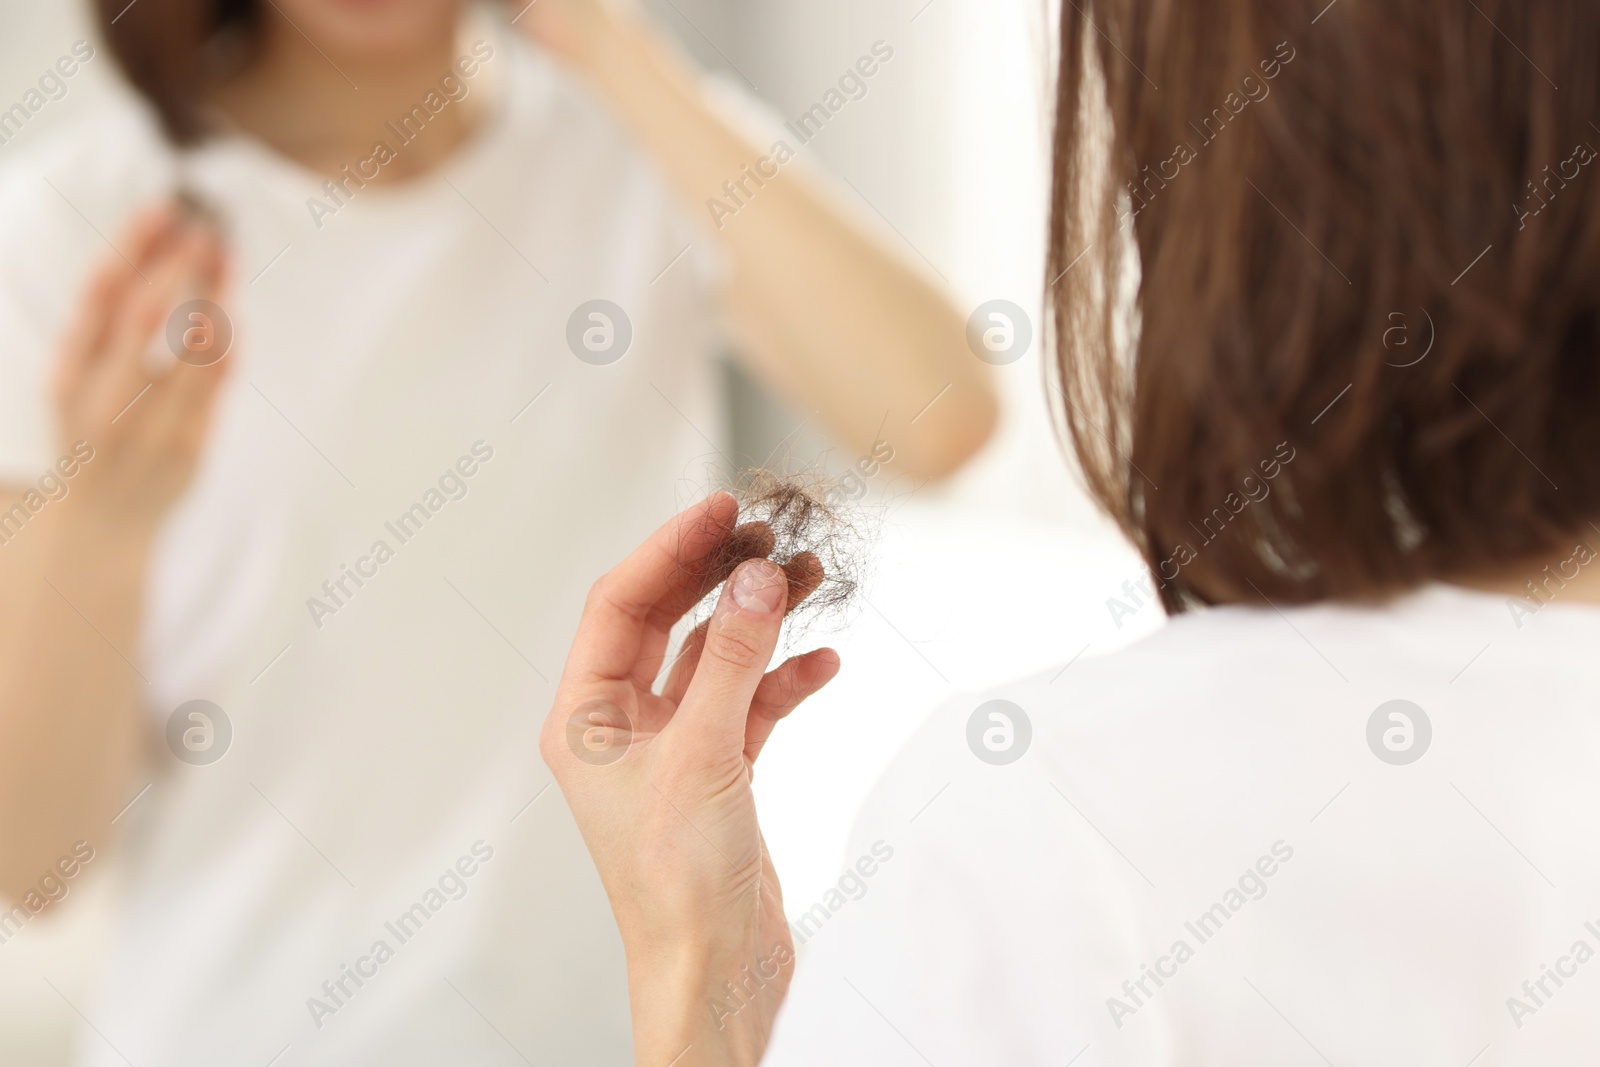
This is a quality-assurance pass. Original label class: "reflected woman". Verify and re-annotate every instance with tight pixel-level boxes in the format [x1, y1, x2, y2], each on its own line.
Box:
[0, 0, 995, 1063]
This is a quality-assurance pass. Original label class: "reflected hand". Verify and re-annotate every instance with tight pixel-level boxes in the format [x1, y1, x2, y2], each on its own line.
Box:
[540, 493, 840, 1067]
[53, 201, 230, 537]
[506, 0, 635, 67]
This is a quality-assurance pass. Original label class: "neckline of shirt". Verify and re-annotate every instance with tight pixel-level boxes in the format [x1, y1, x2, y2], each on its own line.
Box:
[1183, 580, 1600, 650]
[178, 20, 548, 216]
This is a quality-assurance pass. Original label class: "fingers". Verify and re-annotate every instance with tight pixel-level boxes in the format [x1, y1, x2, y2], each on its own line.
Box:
[658, 550, 825, 704]
[55, 202, 186, 403]
[782, 551, 824, 606]
[744, 647, 840, 765]
[123, 200, 189, 266]
[670, 558, 788, 751]
[632, 521, 774, 686]
[55, 260, 130, 403]
[151, 221, 233, 435]
[652, 521, 775, 626]
[87, 221, 222, 423]
[156, 340, 233, 458]
[658, 618, 710, 706]
[564, 492, 739, 685]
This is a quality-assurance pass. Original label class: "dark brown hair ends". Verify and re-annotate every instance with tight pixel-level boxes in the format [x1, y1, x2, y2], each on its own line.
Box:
[1050, 0, 1600, 612]
[678, 470, 867, 640]
[93, 0, 258, 144]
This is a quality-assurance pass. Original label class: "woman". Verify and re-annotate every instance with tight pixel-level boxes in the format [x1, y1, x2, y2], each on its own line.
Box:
[544, 0, 1600, 1063]
[0, 1, 993, 1064]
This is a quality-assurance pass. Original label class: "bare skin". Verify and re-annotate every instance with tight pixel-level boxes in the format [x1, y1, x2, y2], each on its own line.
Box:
[0, 206, 228, 899]
[209, 3, 480, 182]
[519, 0, 998, 477]
[0, 0, 994, 898]
[541, 495, 836, 1067]
[543, 499, 1600, 1067]
[1455, 539, 1600, 606]
[211, 0, 997, 477]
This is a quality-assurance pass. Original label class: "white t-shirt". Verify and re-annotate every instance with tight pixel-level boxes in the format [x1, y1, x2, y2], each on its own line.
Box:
[765, 583, 1600, 1065]
[0, 25, 724, 1067]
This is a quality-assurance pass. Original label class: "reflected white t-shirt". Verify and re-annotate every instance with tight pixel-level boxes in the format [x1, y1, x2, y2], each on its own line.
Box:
[766, 584, 1600, 1066]
[0, 24, 723, 1067]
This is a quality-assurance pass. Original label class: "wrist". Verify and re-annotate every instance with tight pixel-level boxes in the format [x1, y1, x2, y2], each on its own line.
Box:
[625, 934, 790, 1067]
[47, 506, 157, 584]
[576, 11, 676, 110]
[627, 947, 711, 1041]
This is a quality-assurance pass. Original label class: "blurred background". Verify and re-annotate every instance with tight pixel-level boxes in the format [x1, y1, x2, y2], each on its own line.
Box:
[0, 0, 1154, 1061]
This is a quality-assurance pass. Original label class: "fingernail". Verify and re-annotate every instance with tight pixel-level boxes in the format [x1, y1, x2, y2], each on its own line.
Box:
[730, 559, 784, 614]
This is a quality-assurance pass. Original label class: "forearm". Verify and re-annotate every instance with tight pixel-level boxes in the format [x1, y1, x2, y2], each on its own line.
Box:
[624, 921, 787, 1062]
[615, 866, 794, 1067]
[573, 18, 997, 479]
[0, 502, 148, 898]
[628, 949, 770, 1067]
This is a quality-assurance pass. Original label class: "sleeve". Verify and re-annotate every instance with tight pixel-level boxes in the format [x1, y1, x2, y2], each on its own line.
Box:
[0, 106, 173, 484]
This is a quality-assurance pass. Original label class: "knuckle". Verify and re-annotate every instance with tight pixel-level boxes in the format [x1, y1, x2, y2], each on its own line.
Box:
[538, 708, 577, 774]
[760, 674, 801, 710]
[138, 299, 167, 335]
[537, 718, 562, 770]
[704, 619, 766, 672]
[583, 576, 614, 614]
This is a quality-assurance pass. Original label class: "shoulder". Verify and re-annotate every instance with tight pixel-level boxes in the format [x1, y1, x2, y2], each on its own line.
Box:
[495, 34, 646, 178]
[852, 605, 1337, 841]
[0, 98, 170, 475]
[767, 599, 1451, 1044]
[769, 589, 1600, 1063]
[493, 34, 725, 283]
[767, 610, 1321, 1064]
[0, 93, 171, 229]
[858, 587, 1544, 844]
[0, 96, 173, 321]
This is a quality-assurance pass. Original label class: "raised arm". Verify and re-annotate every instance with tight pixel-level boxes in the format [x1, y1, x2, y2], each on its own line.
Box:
[515, 1, 998, 481]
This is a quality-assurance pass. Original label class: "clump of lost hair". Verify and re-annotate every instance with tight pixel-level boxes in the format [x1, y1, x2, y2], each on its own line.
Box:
[681, 468, 871, 640]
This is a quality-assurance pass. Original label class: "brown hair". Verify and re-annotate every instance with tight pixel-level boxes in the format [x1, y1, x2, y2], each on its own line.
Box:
[1050, 0, 1600, 613]
[679, 469, 868, 636]
[93, 0, 259, 145]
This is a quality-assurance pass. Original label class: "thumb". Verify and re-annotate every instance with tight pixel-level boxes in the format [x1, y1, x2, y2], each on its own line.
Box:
[671, 558, 788, 751]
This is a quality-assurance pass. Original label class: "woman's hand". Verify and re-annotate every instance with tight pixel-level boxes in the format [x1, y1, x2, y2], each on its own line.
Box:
[540, 493, 841, 1067]
[507, 0, 633, 68]
[0, 200, 229, 901]
[53, 200, 231, 541]
[506, 0, 997, 484]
